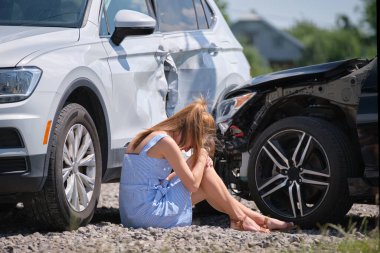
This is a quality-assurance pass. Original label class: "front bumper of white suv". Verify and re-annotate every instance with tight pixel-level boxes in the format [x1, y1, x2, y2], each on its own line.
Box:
[0, 89, 56, 194]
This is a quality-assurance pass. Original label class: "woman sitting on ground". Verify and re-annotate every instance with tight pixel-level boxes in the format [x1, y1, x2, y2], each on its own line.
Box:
[119, 98, 293, 232]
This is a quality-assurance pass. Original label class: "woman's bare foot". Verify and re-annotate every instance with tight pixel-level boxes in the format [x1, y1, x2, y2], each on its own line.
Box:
[263, 216, 295, 231]
[231, 216, 270, 233]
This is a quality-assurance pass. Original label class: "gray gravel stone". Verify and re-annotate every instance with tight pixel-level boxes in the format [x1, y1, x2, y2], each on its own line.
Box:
[0, 183, 378, 253]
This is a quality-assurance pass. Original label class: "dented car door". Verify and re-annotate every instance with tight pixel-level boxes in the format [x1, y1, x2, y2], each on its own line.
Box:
[101, 0, 169, 145]
[155, 0, 250, 113]
[156, 0, 218, 113]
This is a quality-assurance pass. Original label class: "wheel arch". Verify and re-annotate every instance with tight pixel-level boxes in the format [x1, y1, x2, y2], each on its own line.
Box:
[49, 78, 110, 179]
[247, 95, 364, 176]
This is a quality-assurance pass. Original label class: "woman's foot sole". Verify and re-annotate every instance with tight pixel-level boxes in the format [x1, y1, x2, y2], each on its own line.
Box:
[230, 216, 270, 233]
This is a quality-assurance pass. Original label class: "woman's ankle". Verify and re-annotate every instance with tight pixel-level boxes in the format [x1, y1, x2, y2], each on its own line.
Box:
[230, 213, 246, 222]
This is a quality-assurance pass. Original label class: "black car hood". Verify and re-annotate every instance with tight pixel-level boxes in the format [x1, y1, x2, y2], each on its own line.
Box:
[242, 58, 368, 91]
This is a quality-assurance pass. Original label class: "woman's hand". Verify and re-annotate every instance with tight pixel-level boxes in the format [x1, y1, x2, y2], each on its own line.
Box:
[206, 156, 213, 169]
[187, 148, 208, 169]
[200, 148, 209, 158]
[200, 148, 213, 170]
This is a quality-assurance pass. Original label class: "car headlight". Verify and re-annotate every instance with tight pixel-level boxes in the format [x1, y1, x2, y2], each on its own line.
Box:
[0, 67, 42, 103]
[216, 92, 256, 125]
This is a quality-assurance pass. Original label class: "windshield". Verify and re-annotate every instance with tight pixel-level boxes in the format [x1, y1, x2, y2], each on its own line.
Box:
[0, 0, 88, 28]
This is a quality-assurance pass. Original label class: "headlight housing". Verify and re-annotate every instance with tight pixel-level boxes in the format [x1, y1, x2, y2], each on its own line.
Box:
[0, 67, 42, 103]
[216, 92, 256, 125]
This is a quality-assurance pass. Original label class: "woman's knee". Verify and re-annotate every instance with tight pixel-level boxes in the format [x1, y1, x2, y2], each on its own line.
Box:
[203, 164, 218, 177]
[191, 188, 206, 205]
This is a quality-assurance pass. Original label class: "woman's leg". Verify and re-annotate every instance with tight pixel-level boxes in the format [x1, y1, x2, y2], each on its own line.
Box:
[191, 165, 293, 231]
[221, 194, 294, 230]
[191, 165, 269, 232]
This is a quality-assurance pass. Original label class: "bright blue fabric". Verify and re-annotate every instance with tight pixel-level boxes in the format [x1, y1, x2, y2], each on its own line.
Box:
[119, 134, 192, 228]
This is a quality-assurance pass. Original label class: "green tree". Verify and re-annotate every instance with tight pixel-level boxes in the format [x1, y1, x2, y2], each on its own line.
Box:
[288, 0, 377, 66]
[361, 0, 377, 39]
[239, 39, 273, 76]
[359, 0, 377, 57]
[289, 21, 365, 65]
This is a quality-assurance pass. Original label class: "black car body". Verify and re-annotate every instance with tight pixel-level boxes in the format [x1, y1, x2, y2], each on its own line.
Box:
[214, 57, 378, 227]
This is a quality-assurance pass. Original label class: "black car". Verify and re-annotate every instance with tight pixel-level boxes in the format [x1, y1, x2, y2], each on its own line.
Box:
[214, 57, 378, 227]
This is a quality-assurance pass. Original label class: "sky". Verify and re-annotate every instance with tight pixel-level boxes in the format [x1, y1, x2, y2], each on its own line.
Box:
[226, 0, 363, 29]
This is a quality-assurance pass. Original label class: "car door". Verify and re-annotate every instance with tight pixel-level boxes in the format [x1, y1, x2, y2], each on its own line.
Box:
[100, 0, 168, 145]
[154, 0, 250, 113]
[154, 0, 217, 113]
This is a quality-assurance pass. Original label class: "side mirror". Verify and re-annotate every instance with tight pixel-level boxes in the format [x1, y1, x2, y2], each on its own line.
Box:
[111, 10, 156, 46]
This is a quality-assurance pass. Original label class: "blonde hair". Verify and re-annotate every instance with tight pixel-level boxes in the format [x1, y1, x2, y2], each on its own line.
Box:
[130, 98, 216, 164]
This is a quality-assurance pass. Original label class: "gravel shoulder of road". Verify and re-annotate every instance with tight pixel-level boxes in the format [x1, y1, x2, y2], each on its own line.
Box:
[0, 183, 378, 253]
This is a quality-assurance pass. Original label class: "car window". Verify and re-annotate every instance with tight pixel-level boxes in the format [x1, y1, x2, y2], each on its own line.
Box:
[0, 0, 88, 28]
[156, 0, 197, 32]
[100, 0, 150, 36]
[201, 0, 214, 28]
[193, 0, 208, 29]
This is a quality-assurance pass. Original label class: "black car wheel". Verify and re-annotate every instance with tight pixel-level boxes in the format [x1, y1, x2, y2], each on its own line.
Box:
[248, 116, 354, 227]
[29, 103, 102, 231]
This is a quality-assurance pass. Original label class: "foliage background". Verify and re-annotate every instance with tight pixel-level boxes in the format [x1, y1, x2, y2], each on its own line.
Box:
[216, 0, 377, 76]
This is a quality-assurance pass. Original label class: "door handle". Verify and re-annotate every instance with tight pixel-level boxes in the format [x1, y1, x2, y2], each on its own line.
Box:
[208, 43, 220, 56]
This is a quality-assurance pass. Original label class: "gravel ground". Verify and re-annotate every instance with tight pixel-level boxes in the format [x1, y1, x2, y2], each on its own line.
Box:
[0, 183, 378, 253]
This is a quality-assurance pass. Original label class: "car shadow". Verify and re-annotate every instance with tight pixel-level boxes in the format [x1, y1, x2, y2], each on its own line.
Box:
[0, 207, 38, 235]
[91, 207, 121, 224]
[90, 206, 380, 234]
[91, 206, 231, 228]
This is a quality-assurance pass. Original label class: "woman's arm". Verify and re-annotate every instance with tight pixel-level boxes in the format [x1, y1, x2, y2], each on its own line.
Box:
[165, 155, 212, 181]
[165, 172, 176, 181]
[158, 137, 208, 193]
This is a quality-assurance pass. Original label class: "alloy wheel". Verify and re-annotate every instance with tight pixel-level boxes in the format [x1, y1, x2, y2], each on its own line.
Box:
[255, 129, 330, 218]
[62, 124, 96, 212]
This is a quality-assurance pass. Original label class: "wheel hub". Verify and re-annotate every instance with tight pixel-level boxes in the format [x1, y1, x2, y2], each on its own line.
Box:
[73, 162, 78, 173]
[287, 167, 300, 181]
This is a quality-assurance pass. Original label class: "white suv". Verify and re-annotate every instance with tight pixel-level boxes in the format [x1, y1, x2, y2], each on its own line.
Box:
[0, 0, 250, 230]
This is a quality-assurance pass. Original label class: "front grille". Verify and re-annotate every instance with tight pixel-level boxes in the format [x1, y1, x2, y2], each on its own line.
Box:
[0, 128, 24, 148]
[0, 157, 28, 173]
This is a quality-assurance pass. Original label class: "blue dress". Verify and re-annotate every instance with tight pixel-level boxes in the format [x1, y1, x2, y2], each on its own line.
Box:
[119, 134, 192, 228]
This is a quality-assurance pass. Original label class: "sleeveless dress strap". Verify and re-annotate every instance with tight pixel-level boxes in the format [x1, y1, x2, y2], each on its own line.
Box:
[140, 133, 168, 155]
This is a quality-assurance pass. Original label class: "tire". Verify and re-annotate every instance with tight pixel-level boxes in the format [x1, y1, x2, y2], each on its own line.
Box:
[29, 103, 102, 231]
[248, 116, 354, 227]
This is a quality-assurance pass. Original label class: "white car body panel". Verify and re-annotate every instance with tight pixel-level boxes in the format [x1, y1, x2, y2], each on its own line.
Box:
[0, 26, 79, 68]
[0, 0, 250, 190]
[102, 33, 168, 148]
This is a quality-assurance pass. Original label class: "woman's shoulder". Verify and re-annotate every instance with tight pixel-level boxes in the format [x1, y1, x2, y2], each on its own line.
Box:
[143, 131, 176, 150]
[151, 131, 169, 138]
[126, 131, 174, 155]
[145, 131, 179, 158]
[151, 131, 174, 146]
